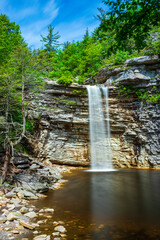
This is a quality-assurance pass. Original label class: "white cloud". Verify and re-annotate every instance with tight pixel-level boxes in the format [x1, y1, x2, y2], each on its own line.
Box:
[43, 0, 59, 20]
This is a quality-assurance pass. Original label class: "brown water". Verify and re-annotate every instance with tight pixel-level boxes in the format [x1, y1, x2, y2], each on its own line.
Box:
[26, 169, 160, 240]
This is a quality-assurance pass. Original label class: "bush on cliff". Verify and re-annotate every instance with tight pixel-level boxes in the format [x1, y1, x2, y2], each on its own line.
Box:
[57, 75, 74, 86]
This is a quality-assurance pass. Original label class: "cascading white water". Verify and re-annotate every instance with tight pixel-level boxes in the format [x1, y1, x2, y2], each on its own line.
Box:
[87, 86, 113, 171]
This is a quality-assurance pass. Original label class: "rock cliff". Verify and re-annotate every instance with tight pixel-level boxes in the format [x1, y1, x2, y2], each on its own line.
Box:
[28, 55, 160, 168]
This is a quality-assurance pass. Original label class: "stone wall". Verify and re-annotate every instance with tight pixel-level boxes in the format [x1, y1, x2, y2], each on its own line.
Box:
[28, 55, 160, 168]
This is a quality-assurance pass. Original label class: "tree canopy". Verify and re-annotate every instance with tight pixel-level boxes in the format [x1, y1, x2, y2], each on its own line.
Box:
[97, 0, 160, 51]
[0, 14, 22, 64]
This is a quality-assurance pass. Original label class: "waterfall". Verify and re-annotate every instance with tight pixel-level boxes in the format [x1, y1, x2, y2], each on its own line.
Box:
[87, 86, 113, 171]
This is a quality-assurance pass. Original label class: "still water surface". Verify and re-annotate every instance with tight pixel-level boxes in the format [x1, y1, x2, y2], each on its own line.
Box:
[28, 169, 160, 240]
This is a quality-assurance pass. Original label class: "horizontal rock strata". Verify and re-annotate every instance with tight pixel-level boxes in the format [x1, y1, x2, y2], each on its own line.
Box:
[28, 56, 160, 168]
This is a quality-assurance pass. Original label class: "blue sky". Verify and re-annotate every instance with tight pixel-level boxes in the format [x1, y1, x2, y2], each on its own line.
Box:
[0, 0, 103, 49]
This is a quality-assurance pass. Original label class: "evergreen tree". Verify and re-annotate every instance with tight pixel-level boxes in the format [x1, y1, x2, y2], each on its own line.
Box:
[40, 25, 60, 77]
[41, 24, 60, 53]
[82, 28, 91, 46]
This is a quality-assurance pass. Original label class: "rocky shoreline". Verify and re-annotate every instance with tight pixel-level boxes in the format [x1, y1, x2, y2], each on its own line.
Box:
[0, 156, 76, 240]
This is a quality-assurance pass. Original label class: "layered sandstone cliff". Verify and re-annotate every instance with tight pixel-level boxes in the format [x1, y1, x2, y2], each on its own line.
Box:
[27, 55, 160, 168]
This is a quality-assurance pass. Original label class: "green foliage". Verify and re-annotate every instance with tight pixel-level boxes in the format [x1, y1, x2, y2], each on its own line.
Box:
[98, 0, 160, 52]
[135, 89, 149, 101]
[148, 94, 160, 103]
[114, 51, 129, 65]
[57, 75, 74, 86]
[25, 120, 34, 132]
[0, 14, 22, 64]
[118, 85, 160, 103]
[0, 36, 44, 148]
[144, 28, 160, 55]
[72, 89, 87, 95]
[77, 76, 85, 84]
[41, 25, 60, 53]
[61, 100, 77, 105]
[118, 85, 132, 98]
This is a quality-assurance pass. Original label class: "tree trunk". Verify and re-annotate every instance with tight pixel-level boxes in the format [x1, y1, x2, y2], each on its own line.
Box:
[2, 84, 11, 184]
[2, 146, 10, 183]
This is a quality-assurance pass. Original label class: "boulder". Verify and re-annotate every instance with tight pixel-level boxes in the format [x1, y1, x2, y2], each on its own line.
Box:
[14, 174, 49, 193]
[54, 225, 66, 233]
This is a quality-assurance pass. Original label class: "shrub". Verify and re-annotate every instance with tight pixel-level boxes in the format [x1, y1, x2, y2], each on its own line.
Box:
[114, 51, 129, 65]
[49, 70, 61, 79]
[57, 75, 74, 86]
[77, 76, 85, 84]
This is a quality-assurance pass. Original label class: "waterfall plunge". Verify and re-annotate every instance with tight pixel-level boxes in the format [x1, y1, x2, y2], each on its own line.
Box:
[87, 86, 114, 171]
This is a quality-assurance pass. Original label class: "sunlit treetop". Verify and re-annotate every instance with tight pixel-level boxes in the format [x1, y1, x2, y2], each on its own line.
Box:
[0, 14, 22, 64]
[97, 0, 160, 51]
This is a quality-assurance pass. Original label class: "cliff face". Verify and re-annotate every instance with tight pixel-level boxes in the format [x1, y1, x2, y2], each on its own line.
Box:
[28, 84, 89, 166]
[28, 56, 160, 168]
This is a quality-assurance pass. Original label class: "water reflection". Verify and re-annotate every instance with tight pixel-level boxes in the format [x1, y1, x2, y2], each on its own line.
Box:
[90, 169, 160, 239]
[26, 169, 160, 240]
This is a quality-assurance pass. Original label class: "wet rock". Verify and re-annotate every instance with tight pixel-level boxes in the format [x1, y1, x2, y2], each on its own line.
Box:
[24, 211, 37, 218]
[44, 208, 54, 213]
[60, 233, 67, 237]
[54, 225, 66, 233]
[20, 206, 28, 214]
[33, 235, 50, 240]
[53, 221, 59, 226]
[58, 221, 64, 225]
[37, 220, 47, 224]
[19, 219, 35, 230]
[39, 209, 44, 213]
[52, 232, 60, 237]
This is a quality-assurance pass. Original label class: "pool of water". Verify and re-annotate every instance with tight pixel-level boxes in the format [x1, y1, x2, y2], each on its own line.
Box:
[27, 169, 160, 240]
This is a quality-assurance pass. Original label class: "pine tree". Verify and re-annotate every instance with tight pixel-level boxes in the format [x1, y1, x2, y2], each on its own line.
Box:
[41, 25, 60, 53]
